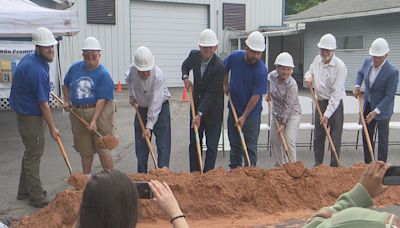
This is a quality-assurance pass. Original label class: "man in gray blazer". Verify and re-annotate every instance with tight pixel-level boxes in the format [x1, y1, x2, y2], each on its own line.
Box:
[354, 38, 399, 163]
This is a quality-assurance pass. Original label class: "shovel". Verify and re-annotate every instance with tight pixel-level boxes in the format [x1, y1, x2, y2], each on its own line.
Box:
[357, 95, 375, 161]
[55, 136, 73, 175]
[308, 85, 341, 166]
[51, 92, 119, 150]
[133, 103, 159, 170]
[188, 87, 204, 175]
[268, 100, 306, 178]
[228, 94, 251, 166]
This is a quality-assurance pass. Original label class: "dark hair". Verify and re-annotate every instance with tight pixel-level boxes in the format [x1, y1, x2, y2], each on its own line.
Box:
[79, 170, 138, 228]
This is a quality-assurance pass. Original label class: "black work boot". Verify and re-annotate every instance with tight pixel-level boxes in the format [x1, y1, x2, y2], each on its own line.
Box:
[28, 197, 50, 208]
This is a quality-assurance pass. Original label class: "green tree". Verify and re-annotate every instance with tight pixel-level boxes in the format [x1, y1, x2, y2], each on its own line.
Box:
[286, 0, 327, 15]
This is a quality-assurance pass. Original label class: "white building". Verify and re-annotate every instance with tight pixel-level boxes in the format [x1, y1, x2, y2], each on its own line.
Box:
[59, 0, 284, 87]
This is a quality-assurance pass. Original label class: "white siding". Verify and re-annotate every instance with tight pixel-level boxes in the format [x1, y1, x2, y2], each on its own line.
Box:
[59, 0, 283, 86]
[131, 1, 208, 86]
[303, 13, 400, 93]
[59, 0, 131, 85]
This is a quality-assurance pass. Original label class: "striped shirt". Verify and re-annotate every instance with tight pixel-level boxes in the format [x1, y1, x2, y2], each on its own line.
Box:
[125, 65, 170, 130]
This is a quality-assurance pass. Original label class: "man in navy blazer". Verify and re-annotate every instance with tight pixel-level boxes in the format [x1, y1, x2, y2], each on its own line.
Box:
[181, 29, 225, 173]
[354, 38, 399, 163]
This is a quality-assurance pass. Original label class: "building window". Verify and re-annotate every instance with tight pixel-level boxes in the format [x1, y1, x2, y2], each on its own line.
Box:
[223, 3, 245, 30]
[336, 35, 363, 50]
[87, 0, 116, 25]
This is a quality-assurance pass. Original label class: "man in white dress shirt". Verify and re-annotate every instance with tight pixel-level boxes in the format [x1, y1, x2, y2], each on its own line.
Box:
[125, 46, 171, 173]
[304, 33, 347, 167]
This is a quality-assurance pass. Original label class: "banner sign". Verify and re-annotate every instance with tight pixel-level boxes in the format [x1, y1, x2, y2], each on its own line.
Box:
[0, 40, 59, 99]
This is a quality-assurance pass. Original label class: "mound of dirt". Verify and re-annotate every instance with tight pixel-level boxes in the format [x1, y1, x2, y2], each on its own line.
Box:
[12, 164, 400, 228]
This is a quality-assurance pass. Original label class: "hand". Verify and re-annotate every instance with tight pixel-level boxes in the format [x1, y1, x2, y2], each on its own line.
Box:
[237, 115, 246, 128]
[223, 84, 230, 96]
[320, 115, 328, 126]
[265, 93, 272, 102]
[191, 115, 201, 129]
[183, 79, 192, 91]
[305, 79, 313, 88]
[143, 128, 151, 139]
[366, 111, 377, 124]
[353, 87, 361, 98]
[359, 161, 389, 198]
[277, 123, 285, 134]
[129, 96, 137, 106]
[49, 127, 60, 141]
[149, 180, 183, 218]
[63, 101, 72, 112]
[88, 120, 97, 131]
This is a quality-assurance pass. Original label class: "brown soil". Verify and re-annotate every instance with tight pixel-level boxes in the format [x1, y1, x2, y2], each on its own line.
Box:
[96, 134, 119, 150]
[12, 164, 400, 228]
[284, 161, 308, 178]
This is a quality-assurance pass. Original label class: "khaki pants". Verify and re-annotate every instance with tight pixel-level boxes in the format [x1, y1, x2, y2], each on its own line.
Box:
[70, 100, 116, 158]
[16, 114, 46, 200]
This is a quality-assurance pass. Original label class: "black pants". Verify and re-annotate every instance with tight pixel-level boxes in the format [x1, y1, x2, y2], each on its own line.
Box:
[314, 100, 343, 167]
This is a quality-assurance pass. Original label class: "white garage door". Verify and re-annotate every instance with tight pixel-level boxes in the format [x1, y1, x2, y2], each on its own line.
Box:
[131, 1, 209, 87]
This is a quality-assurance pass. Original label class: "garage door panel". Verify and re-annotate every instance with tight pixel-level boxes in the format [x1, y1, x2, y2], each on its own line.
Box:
[131, 1, 208, 87]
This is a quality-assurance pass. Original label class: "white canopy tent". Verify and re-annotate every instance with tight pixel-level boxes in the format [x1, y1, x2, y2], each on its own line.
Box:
[0, 0, 79, 37]
[0, 0, 79, 110]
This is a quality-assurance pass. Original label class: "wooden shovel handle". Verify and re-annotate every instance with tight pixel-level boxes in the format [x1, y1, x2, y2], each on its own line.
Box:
[267, 100, 291, 162]
[308, 86, 341, 166]
[134, 104, 159, 169]
[55, 136, 73, 175]
[357, 95, 375, 161]
[228, 94, 251, 166]
[188, 87, 204, 175]
[50, 92, 103, 137]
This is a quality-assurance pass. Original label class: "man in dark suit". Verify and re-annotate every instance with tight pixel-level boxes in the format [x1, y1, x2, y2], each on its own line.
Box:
[181, 29, 225, 173]
[354, 38, 399, 163]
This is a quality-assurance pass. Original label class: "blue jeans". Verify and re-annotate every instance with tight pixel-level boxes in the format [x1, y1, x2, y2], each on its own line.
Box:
[189, 114, 222, 173]
[228, 112, 261, 169]
[363, 102, 390, 163]
[134, 101, 171, 173]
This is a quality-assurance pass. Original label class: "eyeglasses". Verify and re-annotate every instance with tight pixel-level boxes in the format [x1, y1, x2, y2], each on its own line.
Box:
[83, 51, 100, 58]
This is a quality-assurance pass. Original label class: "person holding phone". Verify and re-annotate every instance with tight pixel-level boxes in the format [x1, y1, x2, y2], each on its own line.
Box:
[73, 170, 189, 228]
[304, 161, 399, 227]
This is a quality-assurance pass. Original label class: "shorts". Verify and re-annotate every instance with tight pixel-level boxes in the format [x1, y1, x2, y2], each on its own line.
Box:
[69, 100, 116, 158]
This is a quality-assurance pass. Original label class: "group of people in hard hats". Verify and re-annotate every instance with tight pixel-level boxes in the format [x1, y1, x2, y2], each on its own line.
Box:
[303, 34, 398, 167]
[9, 25, 399, 209]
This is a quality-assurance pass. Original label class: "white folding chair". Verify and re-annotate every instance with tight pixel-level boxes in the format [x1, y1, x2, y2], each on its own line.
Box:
[259, 97, 271, 152]
[297, 96, 315, 150]
[342, 96, 362, 148]
[388, 95, 400, 145]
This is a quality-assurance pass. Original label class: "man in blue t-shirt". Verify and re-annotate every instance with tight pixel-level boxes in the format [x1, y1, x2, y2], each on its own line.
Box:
[9, 27, 60, 208]
[224, 31, 268, 168]
[63, 36, 115, 176]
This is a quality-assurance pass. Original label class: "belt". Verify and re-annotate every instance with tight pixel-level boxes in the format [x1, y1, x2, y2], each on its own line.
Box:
[74, 104, 96, 109]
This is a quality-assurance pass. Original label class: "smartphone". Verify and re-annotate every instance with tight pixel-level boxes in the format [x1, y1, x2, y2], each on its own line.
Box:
[135, 182, 154, 199]
[383, 166, 400, 185]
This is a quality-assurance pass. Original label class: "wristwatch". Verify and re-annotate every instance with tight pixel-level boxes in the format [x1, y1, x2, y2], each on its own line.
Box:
[197, 112, 203, 117]
[182, 75, 189, 80]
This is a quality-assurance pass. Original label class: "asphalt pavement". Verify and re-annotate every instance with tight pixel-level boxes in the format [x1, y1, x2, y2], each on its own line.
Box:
[1, 88, 400, 225]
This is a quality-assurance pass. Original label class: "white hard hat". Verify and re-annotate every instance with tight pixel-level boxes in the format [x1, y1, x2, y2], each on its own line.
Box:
[198, 29, 218, 47]
[82, 36, 102, 51]
[274, 52, 295, 68]
[369, 38, 390, 57]
[134, 46, 154, 71]
[317, 33, 336, 50]
[32, 27, 58, 47]
[245, 31, 265, 52]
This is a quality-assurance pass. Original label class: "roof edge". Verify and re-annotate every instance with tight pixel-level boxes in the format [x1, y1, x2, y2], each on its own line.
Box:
[286, 7, 400, 23]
